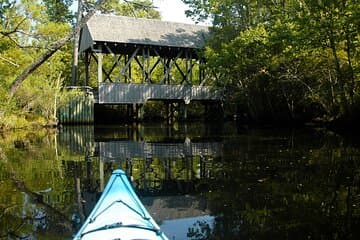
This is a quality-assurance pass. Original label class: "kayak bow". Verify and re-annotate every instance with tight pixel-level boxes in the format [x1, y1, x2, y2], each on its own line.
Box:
[73, 169, 168, 240]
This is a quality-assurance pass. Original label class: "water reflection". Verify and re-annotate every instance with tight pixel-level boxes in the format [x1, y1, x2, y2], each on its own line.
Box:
[0, 123, 359, 239]
[54, 123, 222, 240]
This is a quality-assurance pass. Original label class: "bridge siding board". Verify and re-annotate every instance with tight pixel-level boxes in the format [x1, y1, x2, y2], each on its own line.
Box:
[57, 95, 94, 124]
[99, 83, 220, 104]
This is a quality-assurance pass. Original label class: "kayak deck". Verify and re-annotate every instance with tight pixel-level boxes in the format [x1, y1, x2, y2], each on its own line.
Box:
[73, 169, 168, 240]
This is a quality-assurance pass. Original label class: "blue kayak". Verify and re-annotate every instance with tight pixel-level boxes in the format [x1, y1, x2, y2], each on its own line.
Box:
[73, 169, 168, 240]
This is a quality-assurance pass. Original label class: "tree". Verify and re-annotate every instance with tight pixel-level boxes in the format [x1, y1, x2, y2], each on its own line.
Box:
[0, 0, 163, 128]
[8, 0, 110, 96]
[182, 0, 360, 123]
[296, 0, 360, 119]
[42, 0, 74, 23]
[84, 0, 160, 18]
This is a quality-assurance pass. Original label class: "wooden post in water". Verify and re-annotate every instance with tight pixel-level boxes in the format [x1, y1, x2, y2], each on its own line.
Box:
[136, 104, 144, 121]
[99, 159, 104, 191]
[180, 102, 188, 121]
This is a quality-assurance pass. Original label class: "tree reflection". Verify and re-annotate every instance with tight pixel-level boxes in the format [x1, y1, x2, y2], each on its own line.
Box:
[0, 125, 359, 239]
[0, 130, 74, 239]
[191, 129, 360, 239]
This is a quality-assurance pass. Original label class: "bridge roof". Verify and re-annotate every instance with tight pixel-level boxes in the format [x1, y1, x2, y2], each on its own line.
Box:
[79, 14, 209, 54]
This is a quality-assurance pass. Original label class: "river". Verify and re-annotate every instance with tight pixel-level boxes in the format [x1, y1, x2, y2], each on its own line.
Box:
[0, 122, 359, 239]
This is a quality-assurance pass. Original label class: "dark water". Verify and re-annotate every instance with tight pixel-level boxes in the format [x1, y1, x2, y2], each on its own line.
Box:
[0, 122, 359, 240]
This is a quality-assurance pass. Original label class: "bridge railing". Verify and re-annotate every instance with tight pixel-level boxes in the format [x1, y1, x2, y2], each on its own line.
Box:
[99, 83, 222, 104]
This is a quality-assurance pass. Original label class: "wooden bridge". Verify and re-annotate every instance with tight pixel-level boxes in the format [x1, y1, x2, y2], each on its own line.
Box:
[59, 14, 222, 124]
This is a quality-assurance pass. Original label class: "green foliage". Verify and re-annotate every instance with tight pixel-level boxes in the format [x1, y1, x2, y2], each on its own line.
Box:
[86, 0, 160, 19]
[0, 0, 73, 128]
[0, 0, 164, 130]
[112, 0, 160, 19]
[184, 0, 360, 123]
[42, 0, 73, 23]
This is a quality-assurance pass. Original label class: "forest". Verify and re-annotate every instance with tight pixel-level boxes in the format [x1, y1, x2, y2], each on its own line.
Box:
[0, 0, 359, 130]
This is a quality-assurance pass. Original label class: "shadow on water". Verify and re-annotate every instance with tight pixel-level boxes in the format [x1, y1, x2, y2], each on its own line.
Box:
[0, 122, 359, 239]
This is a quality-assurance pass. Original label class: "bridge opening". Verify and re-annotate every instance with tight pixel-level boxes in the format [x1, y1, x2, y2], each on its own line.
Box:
[94, 101, 223, 124]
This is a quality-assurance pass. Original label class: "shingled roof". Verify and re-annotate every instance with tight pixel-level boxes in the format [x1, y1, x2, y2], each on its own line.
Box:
[79, 14, 210, 53]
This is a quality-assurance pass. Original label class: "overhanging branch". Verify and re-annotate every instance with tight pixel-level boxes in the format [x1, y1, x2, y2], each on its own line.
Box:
[8, 0, 109, 96]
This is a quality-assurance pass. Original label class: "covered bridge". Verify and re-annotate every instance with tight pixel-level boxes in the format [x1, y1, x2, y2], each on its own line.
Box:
[78, 14, 221, 105]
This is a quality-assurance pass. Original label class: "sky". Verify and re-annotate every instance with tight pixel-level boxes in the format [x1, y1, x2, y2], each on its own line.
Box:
[71, 0, 200, 25]
[152, 0, 195, 24]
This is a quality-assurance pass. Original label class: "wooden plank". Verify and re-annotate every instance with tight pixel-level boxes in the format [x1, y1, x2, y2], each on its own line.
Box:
[57, 94, 94, 124]
[99, 83, 221, 104]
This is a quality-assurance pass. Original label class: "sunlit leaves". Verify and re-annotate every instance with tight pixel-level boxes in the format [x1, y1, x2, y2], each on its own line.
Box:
[36, 22, 71, 44]
[0, 0, 74, 127]
[42, 0, 73, 23]
[86, 0, 160, 19]
[184, 0, 360, 122]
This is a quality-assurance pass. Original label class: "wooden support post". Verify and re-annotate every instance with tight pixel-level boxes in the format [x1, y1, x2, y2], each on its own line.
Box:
[189, 52, 193, 83]
[99, 159, 104, 191]
[124, 55, 128, 83]
[146, 48, 150, 83]
[136, 104, 144, 121]
[165, 102, 170, 123]
[127, 104, 132, 119]
[84, 51, 90, 86]
[97, 53, 103, 84]
[186, 51, 190, 84]
[126, 158, 133, 178]
[205, 103, 209, 119]
[180, 102, 187, 120]
[165, 102, 177, 123]
[142, 47, 146, 83]
[200, 155, 205, 179]
[164, 58, 170, 84]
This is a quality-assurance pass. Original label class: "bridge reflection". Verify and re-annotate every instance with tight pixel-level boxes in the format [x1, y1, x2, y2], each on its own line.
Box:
[57, 124, 223, 195]
[99, 139, 222, 160]
[57, 124, 221, 236]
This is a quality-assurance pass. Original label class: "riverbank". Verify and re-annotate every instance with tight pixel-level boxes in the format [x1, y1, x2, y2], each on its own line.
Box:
[0, 112, 56, 132]
[2, 106, 360, 134]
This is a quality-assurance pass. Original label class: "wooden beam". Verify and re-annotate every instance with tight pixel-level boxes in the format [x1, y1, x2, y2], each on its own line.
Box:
[105, 44, 123, 82]
[174, 60, 187, 84]
[160, 50, 183, 84]
[121, 47, 140, 83]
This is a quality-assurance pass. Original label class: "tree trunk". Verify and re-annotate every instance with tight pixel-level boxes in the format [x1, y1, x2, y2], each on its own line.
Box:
[71, 0, 83, 86]
[344, 29, 355, 106]
[8, 0, 109, 96]
[328, 27, 348, 117]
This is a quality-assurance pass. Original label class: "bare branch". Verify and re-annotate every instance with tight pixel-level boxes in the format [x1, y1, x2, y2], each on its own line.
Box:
[0, 17, 27, 37]
[0, 55, 19, 67]
[4, 34, 44, 49]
